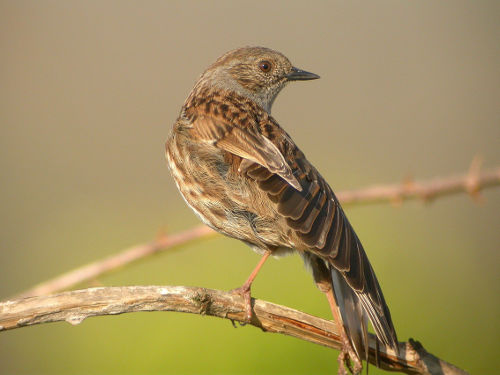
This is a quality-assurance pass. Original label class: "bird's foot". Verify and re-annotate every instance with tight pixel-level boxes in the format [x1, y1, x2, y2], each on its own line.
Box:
[229, 251, 271, 324]
[337, 335, 362, 375]
[230, 283, 253, 323]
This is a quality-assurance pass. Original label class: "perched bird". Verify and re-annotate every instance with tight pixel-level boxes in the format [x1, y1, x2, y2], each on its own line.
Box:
[166, 47, 398, 374]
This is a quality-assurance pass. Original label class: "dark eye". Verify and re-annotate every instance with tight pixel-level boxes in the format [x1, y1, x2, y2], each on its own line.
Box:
[259, 60, 272, 73]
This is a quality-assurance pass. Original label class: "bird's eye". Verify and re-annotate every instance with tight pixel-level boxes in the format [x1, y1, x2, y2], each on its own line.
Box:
[259, 60, 272, 73]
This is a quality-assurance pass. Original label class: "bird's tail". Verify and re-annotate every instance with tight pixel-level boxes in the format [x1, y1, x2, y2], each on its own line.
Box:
[301, 251, 398, 366]
[330, 268, 369, 362]
[301, 253, 369, 361]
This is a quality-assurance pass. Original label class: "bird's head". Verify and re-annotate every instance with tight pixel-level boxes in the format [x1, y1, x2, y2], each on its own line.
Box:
[193, 47, 320, 113]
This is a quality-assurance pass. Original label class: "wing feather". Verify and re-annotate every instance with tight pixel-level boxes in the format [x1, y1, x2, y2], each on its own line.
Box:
[191, 116, 302, 191]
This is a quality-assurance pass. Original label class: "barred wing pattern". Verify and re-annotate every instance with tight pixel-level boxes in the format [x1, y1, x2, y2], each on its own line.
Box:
[246, 147, 398, 353]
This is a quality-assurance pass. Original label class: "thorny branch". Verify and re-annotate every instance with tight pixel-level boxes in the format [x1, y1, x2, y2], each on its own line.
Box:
[338, 158, 499, 206]
[16, 225, 215, 298]
[0, 286, 468, 375]
[16, 162, 500, 298]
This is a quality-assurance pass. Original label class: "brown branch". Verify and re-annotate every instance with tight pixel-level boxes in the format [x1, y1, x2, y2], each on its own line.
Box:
[14, 163, 500, 299]
[0, 286, 468, 375]
[16, 225, 215, 298]
[337, 161, 500, 206]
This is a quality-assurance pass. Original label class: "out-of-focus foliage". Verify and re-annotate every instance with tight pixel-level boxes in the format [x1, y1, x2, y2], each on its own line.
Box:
[1, 1, 499, 374]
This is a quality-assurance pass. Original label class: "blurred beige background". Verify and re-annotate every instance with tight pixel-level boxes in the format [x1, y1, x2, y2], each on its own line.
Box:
[1, 1, 499, 374]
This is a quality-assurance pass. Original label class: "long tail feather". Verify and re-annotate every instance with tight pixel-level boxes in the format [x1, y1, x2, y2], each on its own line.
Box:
[331, 268, 369, 362]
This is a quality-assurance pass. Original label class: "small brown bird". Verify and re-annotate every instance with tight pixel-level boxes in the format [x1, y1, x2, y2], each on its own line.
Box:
[166, 47, 398, 374]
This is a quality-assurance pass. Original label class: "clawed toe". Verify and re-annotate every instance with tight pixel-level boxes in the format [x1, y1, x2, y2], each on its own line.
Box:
[336, 350, 349, 375]
[230, 284, 253, 322]
[336, 338, 362, 375]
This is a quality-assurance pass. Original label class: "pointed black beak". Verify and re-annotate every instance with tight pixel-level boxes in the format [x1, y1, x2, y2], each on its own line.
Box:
[286, 67, 320, 81]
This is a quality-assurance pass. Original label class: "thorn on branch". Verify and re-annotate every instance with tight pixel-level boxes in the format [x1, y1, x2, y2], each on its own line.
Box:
[465, 156, 483, 203]
[156, 225, 169, 241]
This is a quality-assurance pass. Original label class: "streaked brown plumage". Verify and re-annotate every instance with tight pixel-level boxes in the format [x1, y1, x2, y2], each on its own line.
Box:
[166, 47, 398, 374]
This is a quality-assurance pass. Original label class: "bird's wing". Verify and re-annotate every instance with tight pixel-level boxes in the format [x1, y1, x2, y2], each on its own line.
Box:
[189, 114, 301, 191]
[247, 115, 399, 354]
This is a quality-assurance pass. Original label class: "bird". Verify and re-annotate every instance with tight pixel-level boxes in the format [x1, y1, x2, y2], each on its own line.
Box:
[165, 46, 398, 374]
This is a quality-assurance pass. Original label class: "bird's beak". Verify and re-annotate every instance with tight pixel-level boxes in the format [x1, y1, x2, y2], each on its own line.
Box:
[286, 67, 320, 81]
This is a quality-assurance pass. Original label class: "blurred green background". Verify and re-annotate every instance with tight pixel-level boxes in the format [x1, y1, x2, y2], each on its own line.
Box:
[1, 1, 499, 374]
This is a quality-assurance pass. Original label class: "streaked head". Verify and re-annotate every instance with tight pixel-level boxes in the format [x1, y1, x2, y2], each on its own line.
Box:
[193, 46, 319, 113]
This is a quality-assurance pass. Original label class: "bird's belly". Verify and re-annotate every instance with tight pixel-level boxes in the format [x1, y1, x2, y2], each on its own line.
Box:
[166, 136, 293, 251]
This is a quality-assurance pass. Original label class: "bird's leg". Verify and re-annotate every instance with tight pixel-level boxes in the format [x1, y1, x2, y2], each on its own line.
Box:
[231, 250, 271, 322]
[317, 282, 363, 375]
